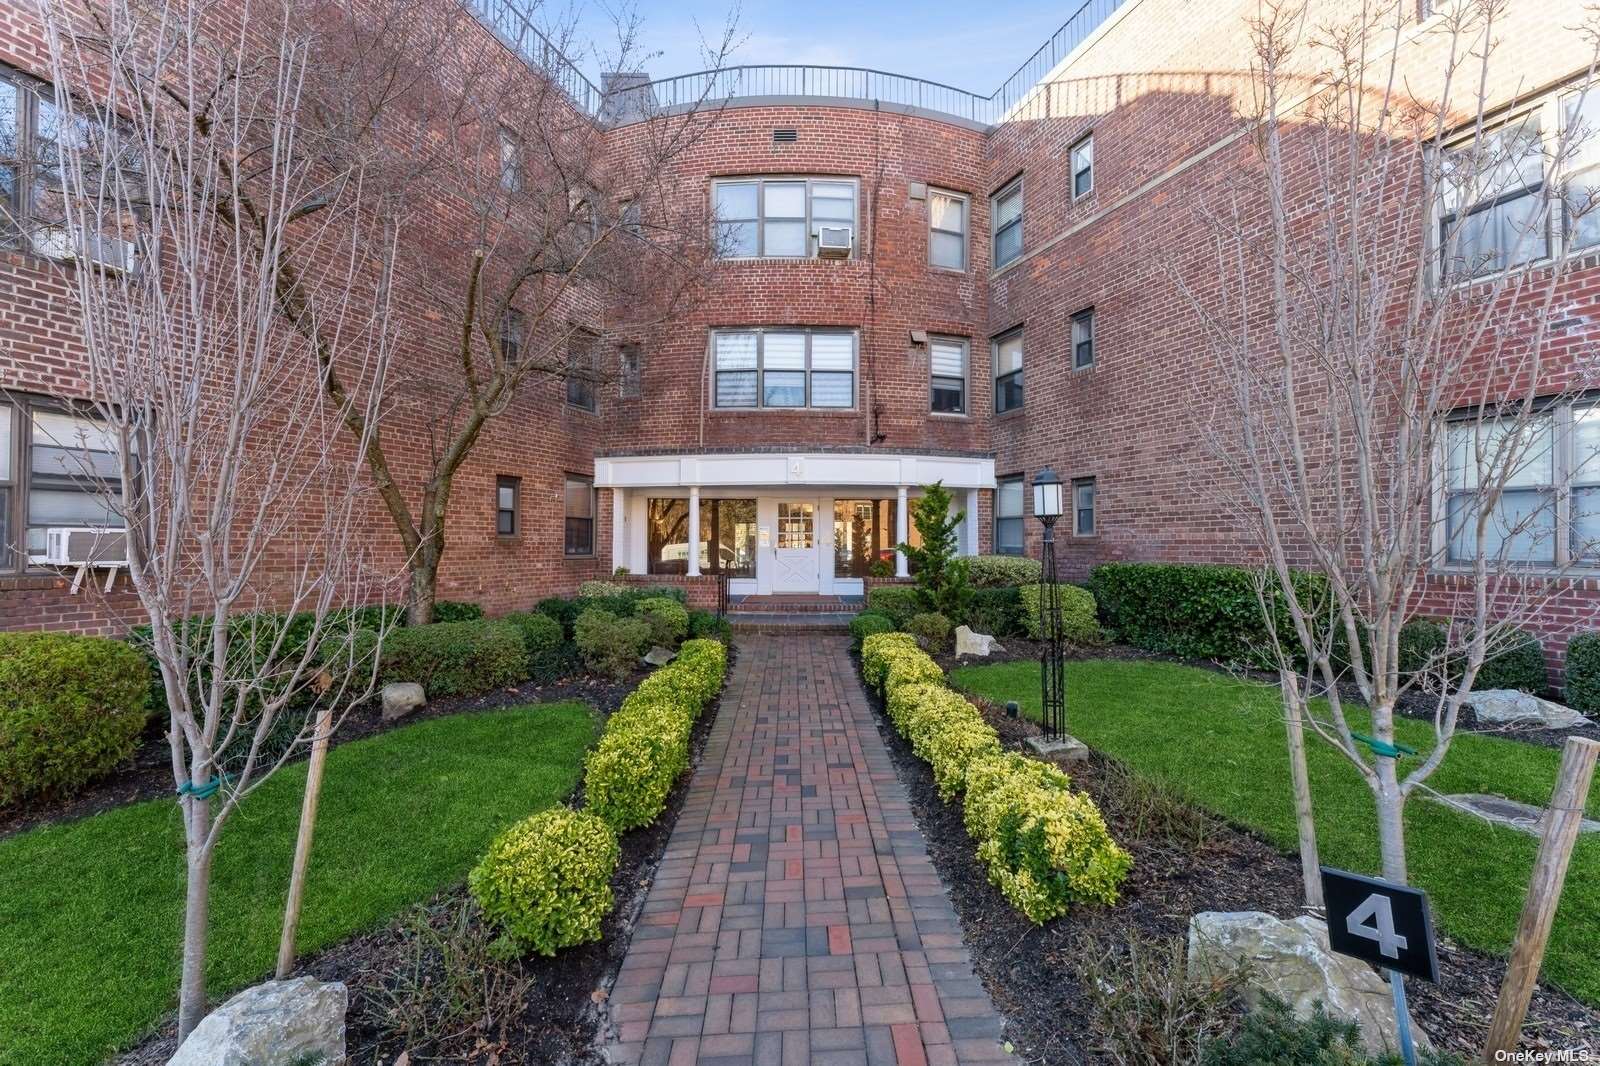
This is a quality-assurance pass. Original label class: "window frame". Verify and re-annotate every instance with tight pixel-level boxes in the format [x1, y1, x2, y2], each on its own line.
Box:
[709, 328, 858, 411]
[618, 343, 642, 399]
[495, 475, 520, 537]
[991, 176, 1023, 269]
[992, 327, 1024, 414]
[710, 175, 860, 260]
[498, 127, 523, 193]
[994, 474, 1026, 556]
[0, 392, 126, 574]
[565, 328, 598, 412]
[1070, 133, 1094, 200]
[1072, 477, 1096, 537]
[498, 308, 524, 366]
[928, 187, 968, 272]
[1071, 307, 1095, 370]
[928, 335, 968, 416]
[563, 474, 596, 557]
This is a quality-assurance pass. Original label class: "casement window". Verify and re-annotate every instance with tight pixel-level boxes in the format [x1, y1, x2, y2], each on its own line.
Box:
[711, 176, 858, 258]
[1563, 90, 1600, 251]
[1070, 134, 1094, 199]
[498, 309, 524, 365]
[645, 497, 757, 577]
[992, 177, 1023, 268]
[619, 344, 642, 399]
[564, 475, 595, 556]
[0, 395, 124, 573]
[496, 476, 519, 536]
[498, 128, 522, 193]
[1073, 477, 1096, 536]
[929, 189, 967, 270]
[1, 68, 81, 237]
[566, 330, 597, 411]
[993, 328, 1023, 413]
[994, 475, 1025, 555]
[930, 337, 968, 415]
[711, 329, 856, 410]
[1072, 308, 1095, 369]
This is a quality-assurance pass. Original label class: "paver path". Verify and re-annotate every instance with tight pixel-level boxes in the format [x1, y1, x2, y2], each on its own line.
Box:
[602, 634, 1016, 1066]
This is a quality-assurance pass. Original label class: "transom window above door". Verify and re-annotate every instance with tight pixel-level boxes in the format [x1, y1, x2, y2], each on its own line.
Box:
[712, 329, 857, 410]
[712, 177, 858, 258]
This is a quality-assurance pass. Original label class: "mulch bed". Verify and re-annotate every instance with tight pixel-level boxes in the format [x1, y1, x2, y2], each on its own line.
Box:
[117, 652, 730, 1066]
[0, 669, 641, 841]
[863, 663, 1600, 1064]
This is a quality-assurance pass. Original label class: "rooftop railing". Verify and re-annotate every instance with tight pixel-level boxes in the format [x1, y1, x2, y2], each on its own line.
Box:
[464, 0, 1125, 127]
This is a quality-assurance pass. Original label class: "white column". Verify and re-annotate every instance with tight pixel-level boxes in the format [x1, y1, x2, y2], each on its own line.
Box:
[965, 488, 981, 556]
[895, 485, 910, 578]
[687, 486, 701, 577]
[611, 488, 627, 573]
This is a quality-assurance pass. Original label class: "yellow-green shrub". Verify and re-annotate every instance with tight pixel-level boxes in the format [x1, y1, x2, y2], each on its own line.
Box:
[962, 752, 1071, 840]
[468, 807, 618, 956]
[861, 632, 921, 690]
[886, 684, 1001, 800]
[1019, 584, 1103, 644]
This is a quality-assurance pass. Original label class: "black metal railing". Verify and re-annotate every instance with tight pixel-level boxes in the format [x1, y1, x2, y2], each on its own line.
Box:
[716, 571, 730, 621]
[461, 0, 604, 116]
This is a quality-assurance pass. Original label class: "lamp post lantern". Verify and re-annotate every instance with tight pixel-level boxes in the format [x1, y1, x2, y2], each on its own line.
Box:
[1032, 467, 1066, 740]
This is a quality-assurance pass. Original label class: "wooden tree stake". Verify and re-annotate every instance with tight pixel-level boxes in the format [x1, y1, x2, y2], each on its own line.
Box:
[277, 704, 334, 980]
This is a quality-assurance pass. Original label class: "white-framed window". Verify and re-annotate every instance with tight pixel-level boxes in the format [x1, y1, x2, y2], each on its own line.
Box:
[564, 475, 595, 556]
[1563, 89, 1600, 252]
[1070, 134, 1094, 199]
[498, 127, 522, 193]
[0, 395, 124, 572]
[930, 337, 968, 415]
[992, 176, 1023, 268]
[993, 328, 1023, 413]
[711, 329, 857, 410]
[994, 475, 1025, 555]
[1071, 307, 1095, 369]
[929, 188, 967, 270]
[711, 176, 858, 259]
[1438, 400, 1600, 568]
[496, 476, 520, 536]
[1073, 477, 1096, 536]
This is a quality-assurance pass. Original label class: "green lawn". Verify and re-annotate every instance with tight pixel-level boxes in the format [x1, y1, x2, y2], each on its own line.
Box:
[951, 659, 1600, 1005]
[0, 703, 597, 1066]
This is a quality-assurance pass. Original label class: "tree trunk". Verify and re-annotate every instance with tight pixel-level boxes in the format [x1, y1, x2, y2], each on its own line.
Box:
[1374, 754, 1409, 884]
[176, 796, 215, 1041]
[1280, 676, 1324, 907]
[406, 559, 437, 627]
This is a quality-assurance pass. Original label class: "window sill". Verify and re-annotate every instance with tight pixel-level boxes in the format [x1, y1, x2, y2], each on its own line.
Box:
[993, 407, 1026, 421]
[710, 407, 860, 416]
[928, 265, 969, 276]
[563, 553, 597, 562]
[929, 410, 970, 420]
[714, 255, 861, 265]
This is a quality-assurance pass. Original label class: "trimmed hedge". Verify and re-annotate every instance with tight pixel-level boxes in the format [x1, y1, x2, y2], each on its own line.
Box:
[859, 633, 1130, 923]
[849, 611, 897, 649]
[635, 596, 689, 648]
[967, 555, 1043, 588]
[687, 609, 733, 643]
[906, 612, 952, 652]
[431, 600, 485, 623]
[1565, 632, 1600, 716]
[1473, 626, 1546, 693]
[502, 611, 570, 683]
[468, 807, 619, 956]
[1088, 562, 1327, 667]
[964, 587, 1024, 638]
[574, 608, 652, 679]
[0, 633, 150, 807]
[376, 619, 527, 698]
[866, 585, 921, 628]
[584, 639, 727, 831]
[1019, 584, 1102, 644]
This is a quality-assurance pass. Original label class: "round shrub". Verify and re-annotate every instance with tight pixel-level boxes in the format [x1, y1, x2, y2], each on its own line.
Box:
[468, 807, 619, 956]
[1397, 618, 1447, 678]
[535, 596, 580, 636]
[502, 611, 569, 683]
[635, 596, 689, 648]
[574, 608, 652, 680]
[906, 612, 953, 653]
[687, 609, 732, 643]
[866, 585, 921, 628]
[967, 555, 1043, 588]
[1473, 626, 1546, 693]
[964, 587, 1024, 637]
[584, 700, 693, 830]
[849, 610, 896, 649]
[430, 600, 485, 623]
[376, 619, 527, 697]
[1020, 584, 1102, 644]
[579, 580, 632, 599]
[0, 632, 150, 808]
[1564, 631, 1600, 717]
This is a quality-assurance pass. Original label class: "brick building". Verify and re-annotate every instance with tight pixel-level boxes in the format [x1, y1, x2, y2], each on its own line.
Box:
[4, 0, 1598, 666]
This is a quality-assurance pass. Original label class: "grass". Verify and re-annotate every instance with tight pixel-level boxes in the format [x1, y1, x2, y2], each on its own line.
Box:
[0, 703, 597, 1066]
[951, 658, 1600, 1006]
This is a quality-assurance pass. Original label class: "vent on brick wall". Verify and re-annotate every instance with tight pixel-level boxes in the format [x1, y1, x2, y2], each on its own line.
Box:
[772, 128, 798, 144]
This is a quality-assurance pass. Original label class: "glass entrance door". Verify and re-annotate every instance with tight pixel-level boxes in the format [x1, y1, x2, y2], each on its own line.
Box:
[772, 501, 818, 592]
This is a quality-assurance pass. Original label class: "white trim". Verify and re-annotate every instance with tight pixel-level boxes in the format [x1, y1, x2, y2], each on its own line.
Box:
[595, 451, 996, 491]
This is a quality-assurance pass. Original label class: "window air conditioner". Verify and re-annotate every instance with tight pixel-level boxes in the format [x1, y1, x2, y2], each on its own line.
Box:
[44, 526, 130, 568]
[817, 226, 853, 258]
[31, 226, 137, 273]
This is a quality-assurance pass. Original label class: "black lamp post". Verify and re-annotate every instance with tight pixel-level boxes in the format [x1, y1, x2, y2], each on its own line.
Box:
[1032, 467, 1066, 740]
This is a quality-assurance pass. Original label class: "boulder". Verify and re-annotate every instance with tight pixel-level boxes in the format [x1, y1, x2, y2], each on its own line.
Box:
[1188, 911, 1424, 1055]
[1425, 792, 1600, 837]
[1463, 689, 1590, 730]
[381, 682, 425, 721]
[954, 625, 1002, 658]
[642, 646, 677, 666]
[169, 976, 347, 1066]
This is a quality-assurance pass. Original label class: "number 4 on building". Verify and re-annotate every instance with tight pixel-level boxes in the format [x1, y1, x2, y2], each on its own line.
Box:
[1320, 867, 1439, 983]
[1345, 892, 1408, 959]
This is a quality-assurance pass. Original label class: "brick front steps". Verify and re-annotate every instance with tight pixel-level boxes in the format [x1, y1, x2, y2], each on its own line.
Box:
[727, 595, 862, 634]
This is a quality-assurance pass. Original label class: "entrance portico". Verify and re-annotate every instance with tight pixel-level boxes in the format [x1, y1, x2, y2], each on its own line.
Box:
[595, 450, 995, 597]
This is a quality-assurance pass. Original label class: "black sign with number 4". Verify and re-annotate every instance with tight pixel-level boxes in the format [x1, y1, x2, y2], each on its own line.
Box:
[1320, 867, 1440, 983]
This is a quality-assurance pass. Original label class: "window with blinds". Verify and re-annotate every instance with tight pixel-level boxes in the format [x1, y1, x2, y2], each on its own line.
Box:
[712, 329, 857, 410]
[930, 338, 967, 414]
[993, 329, 1023, 413]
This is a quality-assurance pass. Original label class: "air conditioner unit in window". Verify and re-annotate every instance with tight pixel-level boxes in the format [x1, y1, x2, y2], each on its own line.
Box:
[31, 226, 137, 273]
[817, 226, 853, 258]
[44, 526, 129, 568]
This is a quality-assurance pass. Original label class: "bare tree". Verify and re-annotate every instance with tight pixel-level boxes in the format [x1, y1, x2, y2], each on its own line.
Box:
[32, 0, 397, 1038]
[1178, 0, 1600, 892]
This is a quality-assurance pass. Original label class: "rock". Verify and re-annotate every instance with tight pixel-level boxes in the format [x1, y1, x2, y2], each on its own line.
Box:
[642, 646, 677, 666]
[1188, 911, 1425, 1055]
[1463, 689, 1590, 730]
[954, 625, 1002, 658]
[381, 682, 425, 721]
[1026, 734, 1090, 764]
[169, 976, 347, 1066]
[1425, 792, 1600, 836]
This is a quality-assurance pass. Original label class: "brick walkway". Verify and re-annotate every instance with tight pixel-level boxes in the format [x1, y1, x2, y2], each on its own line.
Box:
[601, 634, 1015, 1066]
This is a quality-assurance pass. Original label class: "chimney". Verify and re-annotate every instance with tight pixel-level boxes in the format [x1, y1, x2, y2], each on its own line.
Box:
[600, 72, 656, 126]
